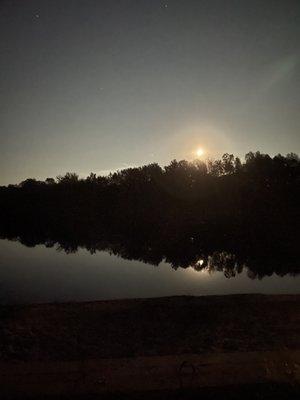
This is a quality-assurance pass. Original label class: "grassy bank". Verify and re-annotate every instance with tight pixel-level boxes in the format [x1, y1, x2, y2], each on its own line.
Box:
[1, 294, 300, 398]
[1, 294, 299, 361]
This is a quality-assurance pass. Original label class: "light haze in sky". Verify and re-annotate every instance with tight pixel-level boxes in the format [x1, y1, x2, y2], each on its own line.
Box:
[1, 0, 299, 185]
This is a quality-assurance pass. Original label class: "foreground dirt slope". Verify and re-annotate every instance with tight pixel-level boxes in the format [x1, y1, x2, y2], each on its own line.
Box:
[1, 294, 299, 361]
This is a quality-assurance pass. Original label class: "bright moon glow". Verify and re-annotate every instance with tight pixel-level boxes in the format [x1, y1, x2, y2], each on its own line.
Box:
[196, 148, 205, 157]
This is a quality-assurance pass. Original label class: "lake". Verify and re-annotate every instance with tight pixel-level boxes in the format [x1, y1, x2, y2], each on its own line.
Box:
[0, 239, 299, 305]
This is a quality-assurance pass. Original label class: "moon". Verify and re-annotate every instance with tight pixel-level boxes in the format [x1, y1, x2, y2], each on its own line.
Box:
[196, 148, 205, 157]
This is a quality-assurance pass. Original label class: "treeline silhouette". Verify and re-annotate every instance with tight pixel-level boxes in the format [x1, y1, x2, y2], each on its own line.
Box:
[0, 151, 299, 279]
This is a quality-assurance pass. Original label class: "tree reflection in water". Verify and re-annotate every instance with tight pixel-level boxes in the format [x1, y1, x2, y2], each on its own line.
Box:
[0, 230, 298, 280]
[0, 152, 299, 280]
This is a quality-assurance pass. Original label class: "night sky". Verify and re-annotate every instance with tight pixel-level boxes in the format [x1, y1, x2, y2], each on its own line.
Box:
[1, 0, 299, 185]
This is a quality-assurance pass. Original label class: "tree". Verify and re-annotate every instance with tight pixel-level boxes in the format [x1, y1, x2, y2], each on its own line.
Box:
[45, 178, 56, 185]
[234, 157, 242, 173]
[222, 153, 235, 175]
[56, 172, 79, 184]
[207, 159, 223, 176]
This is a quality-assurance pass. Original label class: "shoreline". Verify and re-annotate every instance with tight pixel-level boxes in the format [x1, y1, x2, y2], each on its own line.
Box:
[2, 291, 300, 308]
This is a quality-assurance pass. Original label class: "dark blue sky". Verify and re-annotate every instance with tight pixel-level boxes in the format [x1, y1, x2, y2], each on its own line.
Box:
[1, 0, 299, 184]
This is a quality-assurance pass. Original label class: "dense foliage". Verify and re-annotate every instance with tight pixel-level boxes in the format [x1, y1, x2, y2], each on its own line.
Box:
[0, 152, 299, 278]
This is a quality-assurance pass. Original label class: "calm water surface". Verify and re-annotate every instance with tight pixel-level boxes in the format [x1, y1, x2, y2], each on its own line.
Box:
[0, 239, 299, 304]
